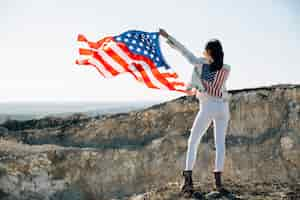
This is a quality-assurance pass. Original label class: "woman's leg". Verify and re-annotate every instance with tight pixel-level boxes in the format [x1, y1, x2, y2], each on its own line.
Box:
[213, 103, 230, 172]
[212, 113, 233, 195]
[185, 105, 212, 170]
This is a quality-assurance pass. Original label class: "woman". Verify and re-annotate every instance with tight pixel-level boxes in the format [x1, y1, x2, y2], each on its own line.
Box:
[159, 28, 231, 198]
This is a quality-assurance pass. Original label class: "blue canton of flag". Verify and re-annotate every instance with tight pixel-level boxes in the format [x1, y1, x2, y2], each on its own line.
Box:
[201, 64, 217, 82]
[114, 30, 171, 69]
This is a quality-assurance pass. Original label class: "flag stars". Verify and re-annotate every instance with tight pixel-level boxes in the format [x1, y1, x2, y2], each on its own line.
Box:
[133, 34, 139, 39]
[114, 31, 166, 68]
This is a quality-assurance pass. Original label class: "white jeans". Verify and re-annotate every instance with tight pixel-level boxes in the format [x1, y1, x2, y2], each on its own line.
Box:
[185, 95, 230, 172]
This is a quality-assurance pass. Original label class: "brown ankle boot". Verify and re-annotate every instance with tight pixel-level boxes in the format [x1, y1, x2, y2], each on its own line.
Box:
[214, 171, 222, 189]
[181, 170, 194, 197]
[213, 171, 230, 195]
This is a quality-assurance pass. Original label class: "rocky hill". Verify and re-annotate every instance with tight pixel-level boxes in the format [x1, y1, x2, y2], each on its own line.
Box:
[0, 84, 299, 200]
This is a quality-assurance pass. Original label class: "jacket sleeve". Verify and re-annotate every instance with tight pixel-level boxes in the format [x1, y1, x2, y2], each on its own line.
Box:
[166, 34, 207, 66]
[185, 66, 206, 92]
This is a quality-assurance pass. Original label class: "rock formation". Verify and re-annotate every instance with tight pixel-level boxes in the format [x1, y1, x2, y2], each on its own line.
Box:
[0, 84, 299, 200]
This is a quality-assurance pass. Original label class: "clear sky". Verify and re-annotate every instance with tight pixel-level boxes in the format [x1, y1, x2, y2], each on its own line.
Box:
[0, 0, 299, 102]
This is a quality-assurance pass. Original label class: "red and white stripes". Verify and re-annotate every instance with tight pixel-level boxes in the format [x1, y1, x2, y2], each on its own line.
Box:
[202, 68, 229, 97]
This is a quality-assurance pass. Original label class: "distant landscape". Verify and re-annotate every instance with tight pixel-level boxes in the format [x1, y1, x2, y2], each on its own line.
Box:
[0, 101, 161, 123]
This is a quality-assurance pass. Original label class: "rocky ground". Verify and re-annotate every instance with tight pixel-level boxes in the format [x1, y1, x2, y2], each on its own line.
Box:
[0, 84, 299, 200]
[127, 180, 300, 200]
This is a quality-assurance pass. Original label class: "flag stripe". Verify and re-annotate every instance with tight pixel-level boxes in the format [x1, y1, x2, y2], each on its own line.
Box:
[77, 47, 120, 77]
[216, 70, 226, 96]
[215, 70, 225, 96]
[88, 57, 114, 78]
[161, 72, 178, 78]
[116, 42, 175, 90]
[156, 67, 187, 89]
[93, 52, 120, 76]
[219, 70, 228, 96]
[103, 45, 143, 81]
[110, 43, 170, 90]
[157, 67, 179, 79]
[79, 48, 94, 56]
[76, 59, 106, 77]
[211, 71, 219, 96]
[77, 34, 88, 42]
[214, 70, 223, 89]
[97, 49, 127, 73]
[77, 34, 113, 49]
[138, 62, 170, 90]
[132, 63, 160, 89]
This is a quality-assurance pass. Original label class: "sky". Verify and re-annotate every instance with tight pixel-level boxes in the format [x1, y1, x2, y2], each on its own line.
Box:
[0, 0, 299, 102]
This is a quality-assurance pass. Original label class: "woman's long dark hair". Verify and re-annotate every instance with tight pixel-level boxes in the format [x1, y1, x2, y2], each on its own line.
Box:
[205, 39, 224, 72]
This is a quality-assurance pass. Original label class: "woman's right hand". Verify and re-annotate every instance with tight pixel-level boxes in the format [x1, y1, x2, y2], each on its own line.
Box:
[159, 28, 169, 38]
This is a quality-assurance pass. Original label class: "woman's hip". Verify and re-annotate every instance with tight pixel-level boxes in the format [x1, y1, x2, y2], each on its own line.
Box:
[199, 97, 230, 118]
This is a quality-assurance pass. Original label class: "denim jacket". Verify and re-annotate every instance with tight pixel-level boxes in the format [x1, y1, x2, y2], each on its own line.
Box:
[166, 34, 231, 101]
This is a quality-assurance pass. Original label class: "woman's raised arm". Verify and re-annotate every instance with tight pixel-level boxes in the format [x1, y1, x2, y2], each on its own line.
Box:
[159, 28, 205, 66]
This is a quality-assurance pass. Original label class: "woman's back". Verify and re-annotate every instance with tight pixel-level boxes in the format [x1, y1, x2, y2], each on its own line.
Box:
[163, 33, 230, 100]
[200, 63, 230, 98]
[187, 63, 231, 101]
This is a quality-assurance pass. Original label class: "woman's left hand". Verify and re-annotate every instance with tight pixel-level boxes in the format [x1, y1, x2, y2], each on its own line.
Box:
[159, 28, 169, 38]
[186, 88, 196, 96]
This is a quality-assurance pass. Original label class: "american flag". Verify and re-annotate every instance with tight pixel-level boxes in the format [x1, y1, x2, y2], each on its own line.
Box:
[201, 64, 229, 97]
[75, 30, 188, 93]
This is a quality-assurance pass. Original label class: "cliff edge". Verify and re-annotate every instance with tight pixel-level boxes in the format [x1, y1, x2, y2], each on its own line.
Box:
[0, 84, 299, 200]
